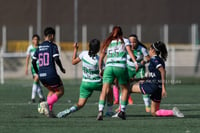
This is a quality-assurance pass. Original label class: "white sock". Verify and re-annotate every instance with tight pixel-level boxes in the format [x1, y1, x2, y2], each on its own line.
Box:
[143, 94, 151, 107]
[69, 106, 78, 113]
[98, 104, 104, 112]
[31, 83, 37, 99]
[120, 104, 126, 112]
[37, 84, 44, 99]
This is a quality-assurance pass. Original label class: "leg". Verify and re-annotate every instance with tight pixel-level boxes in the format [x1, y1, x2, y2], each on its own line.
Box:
[31, 80, 37, 103]
[142, 94, 151, 112]
[130, 82, 142, 93]
[98, 83, 110, 112]
[57, 98, 88, 118]
[115, 84, 129, 120]
[105, 87, 114, 116]
[34, 75, 45, 102]
[97, 83, 110, 120]
[113, 79, 119, 104]
[152, 101, 184, 117]
[113, 85, 119, 104]
[47, 86, 64, 111]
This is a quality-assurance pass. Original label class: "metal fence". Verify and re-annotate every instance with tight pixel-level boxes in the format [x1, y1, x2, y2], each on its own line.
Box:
[0, 24, 200, 84]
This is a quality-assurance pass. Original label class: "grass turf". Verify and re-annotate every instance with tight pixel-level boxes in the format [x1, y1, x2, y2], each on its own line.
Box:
[0, 79, 200, 133]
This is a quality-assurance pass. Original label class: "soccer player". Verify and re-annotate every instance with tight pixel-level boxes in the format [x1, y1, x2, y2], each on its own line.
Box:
[25, 34, 45, 103]
[127, 34, 151, 112]
[32, 27, 66, 118]
[113, 34, 151, 115]
[97, 26, 138, 120]
[57, 39, 113, 118]
[130, 41, 184, 117]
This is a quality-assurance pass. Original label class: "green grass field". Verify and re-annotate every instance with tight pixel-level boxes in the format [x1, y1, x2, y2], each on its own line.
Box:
[0, 79, 200, 133]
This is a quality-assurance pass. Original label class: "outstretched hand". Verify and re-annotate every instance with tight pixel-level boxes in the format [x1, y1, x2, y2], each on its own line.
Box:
[73, 42, 79, 49]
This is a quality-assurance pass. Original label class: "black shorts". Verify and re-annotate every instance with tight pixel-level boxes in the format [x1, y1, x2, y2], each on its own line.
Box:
[139, 81, 162, 103]
[40, 75, 63, 91]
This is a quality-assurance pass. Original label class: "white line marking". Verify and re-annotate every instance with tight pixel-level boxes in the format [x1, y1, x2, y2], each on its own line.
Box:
[1, 102, 200, 106]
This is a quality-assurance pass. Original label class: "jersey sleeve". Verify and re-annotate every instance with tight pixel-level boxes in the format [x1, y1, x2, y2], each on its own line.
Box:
[78, 51, 85, 60]
[52, 44, 59, 58]
[153, 58, 163, 69]
[141, 47, 149, 57]
[123, 38, 131, 46]
[32, 48, 39, 60]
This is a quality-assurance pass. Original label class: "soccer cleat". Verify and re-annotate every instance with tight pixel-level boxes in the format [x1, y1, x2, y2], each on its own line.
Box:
[39, 98, 45, 103]
[48, 111, 57, 118]
[96, 111, 103, 120]
[112, 112, 119, 118]
[105, 111, 115, 117]
[117, 111, 126, 120]
[172, 107, 184, 118]
[57, 109, 71, 118]
[32, 99, 36, 103]
[40, 101, 49, 117]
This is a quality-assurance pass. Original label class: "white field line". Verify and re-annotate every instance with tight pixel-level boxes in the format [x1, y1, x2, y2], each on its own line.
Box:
[1, 102, 200, 106]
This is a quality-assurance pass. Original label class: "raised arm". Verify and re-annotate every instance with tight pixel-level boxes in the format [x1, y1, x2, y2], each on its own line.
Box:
[72, 42, 81, 65]
[126, 45, 139, 71]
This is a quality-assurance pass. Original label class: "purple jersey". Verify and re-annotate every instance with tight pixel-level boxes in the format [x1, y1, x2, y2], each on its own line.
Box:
[33, 41, 59, 79]
[148, 55, 165, 87]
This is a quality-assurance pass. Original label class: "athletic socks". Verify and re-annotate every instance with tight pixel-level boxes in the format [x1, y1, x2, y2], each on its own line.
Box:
[120, 100, 127, 112]
[36, 83, 44, 99]
[156, 109, 173, 116]
[113, 85, 119, 104]
[47, 94, 58, 111]
[142, 94, 151, 112]
[69, 105, 78, 113]
[31, 82, 37, 100]
[98, 100, 105, 111]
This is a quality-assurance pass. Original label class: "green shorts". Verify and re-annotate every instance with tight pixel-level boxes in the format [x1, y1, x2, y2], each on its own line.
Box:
[80, 81, 102, 98]
[127, 66, 145, 79]
[103, 66, 129, 85]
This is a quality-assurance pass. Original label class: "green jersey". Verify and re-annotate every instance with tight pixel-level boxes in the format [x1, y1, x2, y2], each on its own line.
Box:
[127, 45, 148, 68]
[106, 38, 131, 68]
[26, 44, 37, 59]
[26, 44, 39, 75]
[79, 51, 102, 83]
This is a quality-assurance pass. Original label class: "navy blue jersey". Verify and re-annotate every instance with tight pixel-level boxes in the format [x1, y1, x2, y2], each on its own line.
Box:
[148, 55, 165, 87]
[33, 41, 59, 79]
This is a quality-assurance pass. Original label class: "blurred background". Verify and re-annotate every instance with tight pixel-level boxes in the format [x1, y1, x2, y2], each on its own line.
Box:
[0, 0, 200, 83]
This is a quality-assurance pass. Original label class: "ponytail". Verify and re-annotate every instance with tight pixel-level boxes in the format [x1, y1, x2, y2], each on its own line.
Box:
[151, 41, 168, 61]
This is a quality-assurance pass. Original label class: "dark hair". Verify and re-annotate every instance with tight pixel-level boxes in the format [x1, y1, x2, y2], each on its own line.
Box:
[32, 34, 40, 41]
[44, 27, 55, 36]
[88, 39, 100, 58]
[151, 41, 168, 61]
[101, 26, 124, 52]
[129, 34, 147, 49]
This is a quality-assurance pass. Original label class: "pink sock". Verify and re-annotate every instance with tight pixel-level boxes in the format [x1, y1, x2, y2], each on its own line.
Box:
[47, 94, 58, 111]
[113, 85, 119, 102]
[156, 109, 173, 117]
